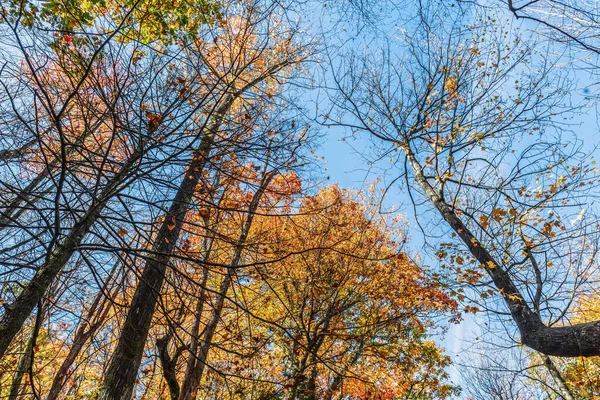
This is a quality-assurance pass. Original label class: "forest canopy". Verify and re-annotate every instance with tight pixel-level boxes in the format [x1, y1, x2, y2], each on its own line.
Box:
[1, 0, 600, 398]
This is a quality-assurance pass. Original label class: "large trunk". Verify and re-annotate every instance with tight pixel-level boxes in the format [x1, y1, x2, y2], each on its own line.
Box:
[0, 145, 145, 358]
[99, 67, 284, 399]
[98, 97, 233, 400]
[296, 357, 318, 400]
[291, 309, 334, 400]
[178, 173, 272, 400]
[406, 148, 600, 357]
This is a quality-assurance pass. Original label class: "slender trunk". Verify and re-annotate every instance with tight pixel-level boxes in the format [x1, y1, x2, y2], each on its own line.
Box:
[300, 356, 318, 400]
[291, 312, 334, 400]
[161, 176, 222, 394]
[405, 147, 600, 357]
[543, 356, 577, 400]
[0, 162, 56, 229]
[178, 174, 273, 400]
[46, 264, 120, 400]
[0, 144, 146, 358]
[8, 302, 44, 400]
[178, 237, 214, 398]
[99, 99, 232, 400]
[183, 273, 233, 399]
[157, 229, 217, 398]
[156, 301, 190, 400]
[157, 335, 181, 400]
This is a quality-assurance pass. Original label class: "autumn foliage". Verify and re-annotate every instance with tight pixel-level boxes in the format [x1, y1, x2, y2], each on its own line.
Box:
[0, 0, 462, 398]
[4, 0, 600, 398]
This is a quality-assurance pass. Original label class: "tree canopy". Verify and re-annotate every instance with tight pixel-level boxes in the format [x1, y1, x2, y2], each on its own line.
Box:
[1, 0, 600, 398]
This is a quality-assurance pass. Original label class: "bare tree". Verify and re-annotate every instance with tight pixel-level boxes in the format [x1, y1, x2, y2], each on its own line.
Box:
[325, 7, 600, 359]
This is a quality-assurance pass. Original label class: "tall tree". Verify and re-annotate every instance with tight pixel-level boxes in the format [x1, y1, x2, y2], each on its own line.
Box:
[326, 9, 600, 358]
[240, 186, 458, 399]
[99, 3, 312, 397]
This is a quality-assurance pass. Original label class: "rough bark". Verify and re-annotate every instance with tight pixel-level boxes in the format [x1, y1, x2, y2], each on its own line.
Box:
[406, 148, 600, 357]
[98, 103, 229, 400]
[99, 66, 287, 400]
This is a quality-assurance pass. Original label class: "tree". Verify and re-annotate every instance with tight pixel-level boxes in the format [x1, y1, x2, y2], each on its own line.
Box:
[325, 7, 600, 358]
[140, 183, 458, 400]
[0, 0, 236, 396]
[0, 22, 223, 358]
[238, 186, 458, 399]
[99, 2, 313, 398]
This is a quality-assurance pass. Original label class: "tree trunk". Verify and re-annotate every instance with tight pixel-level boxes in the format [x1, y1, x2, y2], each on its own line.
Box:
[178, 173, 273, 400]
[46, 263, 119, 400]
[99, 62, 288, 400]
[8, 302, 44, 400]
[406, 148, 600, 357]
[177, 237, 214, 399]
[543, 356, 577, 400]
[157, 335, 181, 400]
[0, 137, 38, 161]
[324, 340, 364, 400]
[0, 144, 146, 358]
[99, 100, 231, 400]
[99, 65, 286, 399]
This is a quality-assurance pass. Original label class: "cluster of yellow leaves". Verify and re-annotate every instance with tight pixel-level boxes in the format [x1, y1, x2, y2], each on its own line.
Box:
[228, 186, 460, 399]
[140, 184, 459, 399]
[559, 295, 600, 397]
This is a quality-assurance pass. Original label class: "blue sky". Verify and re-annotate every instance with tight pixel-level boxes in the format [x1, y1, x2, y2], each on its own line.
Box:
[306, 1, 600, 391]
